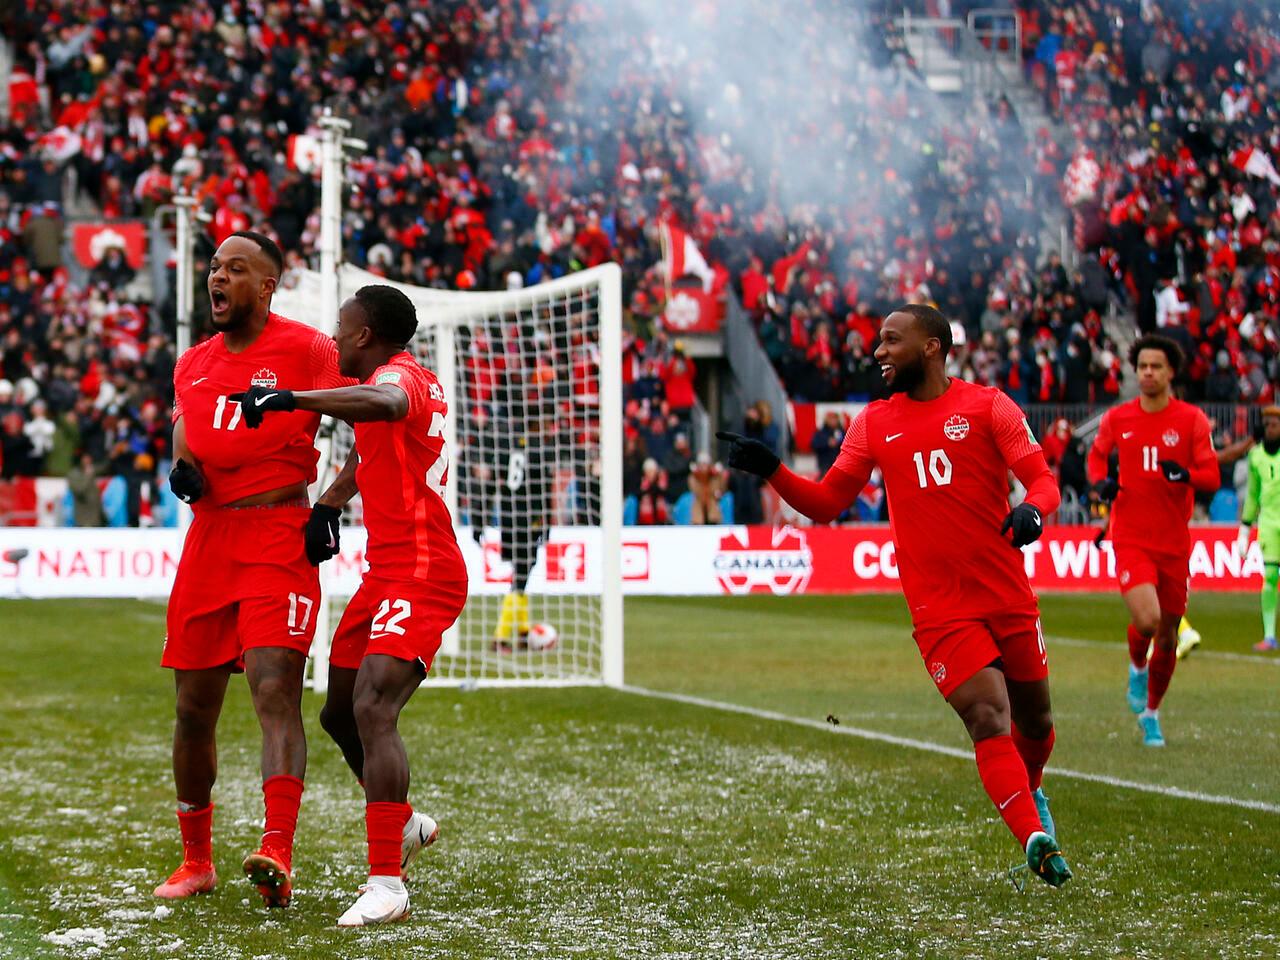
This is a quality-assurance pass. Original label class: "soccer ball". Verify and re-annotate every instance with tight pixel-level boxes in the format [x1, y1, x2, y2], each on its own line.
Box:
[526, 622, 559, 651]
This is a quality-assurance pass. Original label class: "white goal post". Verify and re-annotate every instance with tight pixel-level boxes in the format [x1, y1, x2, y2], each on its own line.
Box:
[272, 262, 624, 690]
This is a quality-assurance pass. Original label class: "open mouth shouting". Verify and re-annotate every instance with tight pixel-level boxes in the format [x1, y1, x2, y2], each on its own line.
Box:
[210, 286, 230, 319]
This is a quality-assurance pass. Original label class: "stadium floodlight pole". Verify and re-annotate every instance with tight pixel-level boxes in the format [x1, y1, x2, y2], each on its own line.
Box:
[311, 111, 366, 694]
[317, 110, 349, 336]
[172, 191, 201, 357]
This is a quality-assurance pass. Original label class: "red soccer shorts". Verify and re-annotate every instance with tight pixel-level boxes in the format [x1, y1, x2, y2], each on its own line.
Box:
[1112, 543, 1189, 617]
[911, 604, 1049, 699]
[330, 577, 468, 674]
[163, 503, 318, 671]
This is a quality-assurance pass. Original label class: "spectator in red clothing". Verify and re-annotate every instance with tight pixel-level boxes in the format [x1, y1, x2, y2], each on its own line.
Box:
[662, 347, 697, 422]
[635, 459, 670, 525]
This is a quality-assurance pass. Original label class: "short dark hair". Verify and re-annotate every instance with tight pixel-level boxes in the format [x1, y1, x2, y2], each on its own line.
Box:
[899, 303, 953, 356]
[229, 230, 284, 278]
[1128, 334, 1183, 373]
[353, 284, 418, 345]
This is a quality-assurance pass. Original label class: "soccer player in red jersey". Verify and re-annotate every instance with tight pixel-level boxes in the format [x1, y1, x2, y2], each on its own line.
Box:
[1087, 334, 1219, 747]
[154, 231, 354, 908]
[719, 304, 1071, 887]
[234, 284, 468, 926]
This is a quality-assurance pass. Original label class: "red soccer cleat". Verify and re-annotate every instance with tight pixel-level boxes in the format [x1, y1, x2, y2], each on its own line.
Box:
[153, 860, 217, 899]
[242, 847, 293, 908]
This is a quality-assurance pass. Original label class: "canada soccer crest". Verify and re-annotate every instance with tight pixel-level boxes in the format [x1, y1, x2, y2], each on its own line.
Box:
[714, 526, 813, 595]
[943, 415, 970, 441]
[1162, 429, 1180, 447]
[930, 662, 947, 684]
[251, 368, 278, 388]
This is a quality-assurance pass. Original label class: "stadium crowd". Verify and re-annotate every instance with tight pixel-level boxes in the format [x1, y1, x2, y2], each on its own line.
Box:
[1, 0, 1277, 526]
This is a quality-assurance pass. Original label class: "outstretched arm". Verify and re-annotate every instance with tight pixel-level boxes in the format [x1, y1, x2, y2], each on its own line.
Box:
[231, 383, 408, 427]
[718, 409, 874, 524]
[769, 462, 869, 524]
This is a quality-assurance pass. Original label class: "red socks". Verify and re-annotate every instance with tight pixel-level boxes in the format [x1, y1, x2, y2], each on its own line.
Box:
[1010, 726, 1055, 792]
[261, 775, 304, 869]
[1147, 643, 1176, 711]
[366, 802, 413, 877]
[974, 735, 1043, 847]
[176, 803, 213, 865]
[1127, 624, 1150, 669]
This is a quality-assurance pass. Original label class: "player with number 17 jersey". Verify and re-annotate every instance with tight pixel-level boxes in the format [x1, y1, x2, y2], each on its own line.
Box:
[166, 312, 353, 671]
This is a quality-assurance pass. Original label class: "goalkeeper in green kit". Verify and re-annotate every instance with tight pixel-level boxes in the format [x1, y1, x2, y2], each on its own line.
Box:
[1238, 406, 1280, 652]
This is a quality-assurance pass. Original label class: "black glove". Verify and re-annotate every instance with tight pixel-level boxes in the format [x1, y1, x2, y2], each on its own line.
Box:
[1159, 460, 1189, 484]
[716, 430, 781, 478]
[228, 385, 296, 429]
[169, 458, 204, 504]
[1000, 502, 1044, 549]
[304, 504, 342, 566]
[1090, 477, 1119, 502]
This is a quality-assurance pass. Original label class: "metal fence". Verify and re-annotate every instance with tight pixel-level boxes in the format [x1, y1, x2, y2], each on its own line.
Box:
[1022, 402, 1263, 444]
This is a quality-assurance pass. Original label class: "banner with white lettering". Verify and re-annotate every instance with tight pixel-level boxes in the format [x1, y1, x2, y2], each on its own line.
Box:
[0, 526, 1265, 598]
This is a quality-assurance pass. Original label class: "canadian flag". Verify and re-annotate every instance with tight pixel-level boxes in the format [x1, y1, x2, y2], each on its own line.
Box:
[287, 133, 323, 173]
[36, 126, 82, 165]
[659, 222, 713, 292]
[1231, 146, 1280, 187]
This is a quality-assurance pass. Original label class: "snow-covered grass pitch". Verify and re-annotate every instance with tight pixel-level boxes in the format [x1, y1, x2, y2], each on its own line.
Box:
[1, 594, 1276, 959]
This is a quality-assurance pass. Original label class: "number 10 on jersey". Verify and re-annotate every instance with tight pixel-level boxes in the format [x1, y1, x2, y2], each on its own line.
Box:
[912, 449, 953, 488]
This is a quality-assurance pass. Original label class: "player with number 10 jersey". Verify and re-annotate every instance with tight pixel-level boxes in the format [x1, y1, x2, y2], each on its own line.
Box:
[719, 305, 1070, 888]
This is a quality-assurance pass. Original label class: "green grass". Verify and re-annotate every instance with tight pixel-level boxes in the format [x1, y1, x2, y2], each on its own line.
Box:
[0, 594, 1277, 959]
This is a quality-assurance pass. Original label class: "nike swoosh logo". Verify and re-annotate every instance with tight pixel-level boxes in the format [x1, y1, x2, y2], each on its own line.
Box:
[327, 532, 337, 550]
[288, 629, 307, 636]
[1122, 431, 1134, 439]
[192, 378, 208, 385]
[885, 433, 903, 442]
[1033, 515, 1041, 526]
[999, 791, 1021, 811]
[255, 394, 277, 406]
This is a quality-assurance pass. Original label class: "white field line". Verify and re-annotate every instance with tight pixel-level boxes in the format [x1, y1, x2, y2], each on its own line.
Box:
[619, 685, 1280, 815]
[1049, 634, 1280, 665]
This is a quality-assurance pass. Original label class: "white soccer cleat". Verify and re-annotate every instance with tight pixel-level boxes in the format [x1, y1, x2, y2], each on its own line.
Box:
[400, 811, 439, 878]
[336, 877, 410, 927]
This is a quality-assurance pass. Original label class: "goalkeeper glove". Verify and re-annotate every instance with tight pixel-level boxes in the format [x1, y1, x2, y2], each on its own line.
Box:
[169, 458, 204, 504]
[716, 431, 780, 478]
[228, 385, 297, 429]
[1158, 460, 1189, 484]
[304, 504, 343, 566]
[1000, 502, 1044, 549]
[1236, 524, 1252, 558]
[1090, 477, 1118, 502]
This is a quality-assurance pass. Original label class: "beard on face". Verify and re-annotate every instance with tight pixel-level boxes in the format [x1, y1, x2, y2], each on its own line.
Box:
[886, 354, 926, 394]
[210, 294, 255, 332]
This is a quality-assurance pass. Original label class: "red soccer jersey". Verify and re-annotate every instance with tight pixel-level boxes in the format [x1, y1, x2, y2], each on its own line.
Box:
[173, 313, 353, 507]
[1087, 397, 1217, 556]
[833, 380, 1042, 624]
[354, 353, 466, 583]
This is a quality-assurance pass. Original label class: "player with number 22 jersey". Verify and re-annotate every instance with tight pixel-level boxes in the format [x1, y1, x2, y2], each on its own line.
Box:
[233, 284, 466, 927]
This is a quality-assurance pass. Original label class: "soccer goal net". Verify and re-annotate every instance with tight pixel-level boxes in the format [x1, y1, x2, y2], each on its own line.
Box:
[272, 263, 623, 690]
